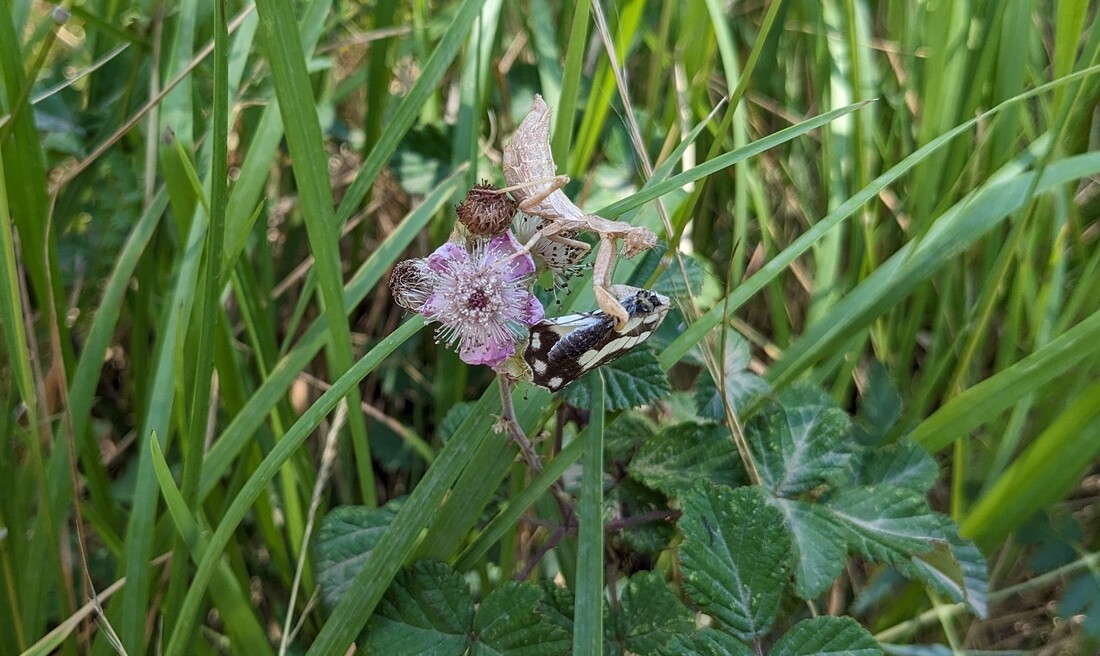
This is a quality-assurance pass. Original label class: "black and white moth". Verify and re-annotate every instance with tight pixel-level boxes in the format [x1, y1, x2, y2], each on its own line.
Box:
[523, 286, 670, 392]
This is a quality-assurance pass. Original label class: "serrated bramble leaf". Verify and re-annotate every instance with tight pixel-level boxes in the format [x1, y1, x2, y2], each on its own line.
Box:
[666, 390, 704, 422]
[652, 253, 709, 299]
[536, 581, 575, 635]
[437, 401, 476, 443]
[899, 521, 989, 618]
[769, 616, 881, 656]
[853, 361, 902, 446]
[561, 348, 670, 411]
[660, 628, 753, 656]
[695, 330, 771, 420]
[607, 571, 693, 656]
[826, 487, 944, 565]
[629, 422, 743, 497]
[607, 478, 676, 553]
[748, 386, 852, 497]
[604, 410, 658, 464]
[472, 583, 572, 656]
[392, 124, 451, 195]
[772, 498, 848, 600]
[679, 485, 789, 641]
[315, 505, 398, 606]
[855, 441, 938, 493]
[361, 560, 473, 656]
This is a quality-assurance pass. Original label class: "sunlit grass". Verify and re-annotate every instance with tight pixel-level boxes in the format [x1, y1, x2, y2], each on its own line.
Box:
[2, 0, 1099, 653]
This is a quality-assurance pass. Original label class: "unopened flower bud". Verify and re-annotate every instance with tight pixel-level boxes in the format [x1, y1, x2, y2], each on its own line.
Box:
[455, 182, 517, 238]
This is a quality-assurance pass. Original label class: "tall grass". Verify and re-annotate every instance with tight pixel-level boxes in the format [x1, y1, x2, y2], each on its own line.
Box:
[1, 0, 1098, 653]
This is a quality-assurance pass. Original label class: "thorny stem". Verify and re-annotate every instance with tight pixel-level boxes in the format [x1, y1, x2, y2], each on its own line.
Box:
[515, 509, 682, 581]
[498, 375, 545, 473]
[517, 525, 569, 581]
[521, 508, 681, 534]
[497, 374, 577, 550]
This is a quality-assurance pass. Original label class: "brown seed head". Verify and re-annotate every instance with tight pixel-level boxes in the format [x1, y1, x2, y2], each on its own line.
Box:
[456, 182, 517, 238]
[389, 258, 435, 311]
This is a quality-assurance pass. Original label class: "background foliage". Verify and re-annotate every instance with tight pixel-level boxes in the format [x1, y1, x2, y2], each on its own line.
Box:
[1, 0, 1099, 654]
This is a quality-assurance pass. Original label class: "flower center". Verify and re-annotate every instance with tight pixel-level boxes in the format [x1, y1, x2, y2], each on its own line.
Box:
[466, 287, 491, 311]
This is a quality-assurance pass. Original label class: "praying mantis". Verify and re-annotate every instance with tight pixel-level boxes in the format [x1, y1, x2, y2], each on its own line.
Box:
[498, 95, 658, 331]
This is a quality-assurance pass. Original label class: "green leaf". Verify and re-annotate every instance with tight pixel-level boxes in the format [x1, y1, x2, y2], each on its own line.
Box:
[748, 386, 852, 497]
[629, 422, 743, 497]
[855, 442, 939, 493]
[661, 629, 753, 656]
[826, 487, 945, 564]
[607, 479, 675, 553]
[652, 253, 709, 299]
[853, 362, 902, 446]
[392, 125, 452, 195]
[679, 485, 790, 641]
[694, 331, 772, 420]
[437, 401, 476, 443]
[315, 505, 399, 607]
[772, 498, 848, 600]
[362, 560, 473, 656]
[536, 581, 575, 635]
[769, 616, 881, 656]
[607, 571, 693, 655]
[604, 410, 658, 464]
[1059, 572, 1100, 641]
[898, 523, 989, 618]
[574, 370, 606, 656]
[472, 583, 572, 656]
[561, 348, 671, 411]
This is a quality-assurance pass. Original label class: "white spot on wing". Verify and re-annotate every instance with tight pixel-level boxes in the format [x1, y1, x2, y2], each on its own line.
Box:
[533, 359, 547, 373]
[549, 376, 563, 389]
[530, 332, 541, 349]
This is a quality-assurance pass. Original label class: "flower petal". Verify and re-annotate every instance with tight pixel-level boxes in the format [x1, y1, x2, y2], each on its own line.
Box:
[427, 242, 469, 273]
[486, 232, 535, 280]
[460, 333, 514, 367]
[518, 292, 544, 326]
[419, 293, 446, 320]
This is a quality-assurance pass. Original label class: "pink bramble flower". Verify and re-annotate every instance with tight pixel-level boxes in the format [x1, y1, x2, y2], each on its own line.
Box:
[420, 232, 544, 367]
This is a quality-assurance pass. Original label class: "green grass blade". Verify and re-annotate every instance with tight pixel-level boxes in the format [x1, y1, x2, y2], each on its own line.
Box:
[254, 0, 376, 505]
[767, 150, 1100, 388]
[551, 0, 591, 164]
[165, 317, 424, 656]
[598, 100, 871, 221]
[150, 436, 273, 655]
[909, 307, 1100, 454]
[658, 64, 1100, 370]
[333, 0, 488, 227]
[197, 170, 464, 498]
[573, 371, 605, 656]
[415, 385, 550, 561]
[961, 378, 1100, 548]
[453, 426, 589, 571]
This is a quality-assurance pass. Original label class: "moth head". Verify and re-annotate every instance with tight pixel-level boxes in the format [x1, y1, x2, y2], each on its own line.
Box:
[611, 286, 671, 333]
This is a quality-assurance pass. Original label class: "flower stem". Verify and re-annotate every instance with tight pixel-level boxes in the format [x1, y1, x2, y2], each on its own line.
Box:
[497, 375, 544, 473]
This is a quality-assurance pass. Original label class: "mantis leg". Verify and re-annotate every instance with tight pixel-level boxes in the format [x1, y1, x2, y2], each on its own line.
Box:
[592, 235, 630, 330]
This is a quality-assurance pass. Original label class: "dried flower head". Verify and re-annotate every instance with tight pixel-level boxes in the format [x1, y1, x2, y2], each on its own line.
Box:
[455, 183, 518, 238]
[421, 232, 544, 367]
[389, 258, 435, 312]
